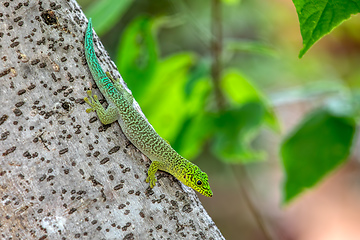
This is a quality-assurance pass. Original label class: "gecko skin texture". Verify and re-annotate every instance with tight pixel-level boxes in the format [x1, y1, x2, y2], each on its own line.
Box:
[84, 18, 212, 197]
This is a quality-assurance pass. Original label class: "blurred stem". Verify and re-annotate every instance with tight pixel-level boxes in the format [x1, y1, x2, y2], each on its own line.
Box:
[211, 0, 225, 110]
[233, 165, 277, 240]
[210, 2, 275, 239]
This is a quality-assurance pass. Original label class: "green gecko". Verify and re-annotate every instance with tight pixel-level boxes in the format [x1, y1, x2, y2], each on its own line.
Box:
[83, 18, 212, 197]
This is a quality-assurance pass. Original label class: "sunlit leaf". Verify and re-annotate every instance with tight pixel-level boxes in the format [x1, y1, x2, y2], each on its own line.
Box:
[86, 0, 133, 36]
[212, 102, 266, 163]
[281, 108, 356, 203]
[116, 16, 158, 98]
[185, 59, 211, 96]
[221, 0, 241, 5]
[140, 53, 195, 142]
[172, 75, 212, 159]
[292, 0, 360, 58]
[173, 111, 214, 160]
[221, 69, 280, 131]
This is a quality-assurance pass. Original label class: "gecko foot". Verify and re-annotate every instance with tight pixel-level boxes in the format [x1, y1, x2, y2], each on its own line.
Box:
[84, 90, 102, 113]
[106, 71, 120, 84]
[146, 175, 157, 188]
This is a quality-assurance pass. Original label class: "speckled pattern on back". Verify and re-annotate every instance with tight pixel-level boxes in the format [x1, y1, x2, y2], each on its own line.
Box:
[84, 19, 212, 197]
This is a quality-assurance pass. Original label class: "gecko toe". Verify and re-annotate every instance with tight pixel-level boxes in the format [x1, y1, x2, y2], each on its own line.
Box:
[146, 176, 157, 188]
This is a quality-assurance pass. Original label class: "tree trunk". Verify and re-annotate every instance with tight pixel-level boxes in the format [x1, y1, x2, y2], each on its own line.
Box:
[0, 0, 225, 239]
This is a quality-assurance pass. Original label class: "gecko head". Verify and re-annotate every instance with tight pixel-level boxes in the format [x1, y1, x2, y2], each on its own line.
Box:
[181, 164, 213, 197]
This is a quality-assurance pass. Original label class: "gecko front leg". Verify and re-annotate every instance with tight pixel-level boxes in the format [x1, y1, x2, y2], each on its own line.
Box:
[84, 90, 119, 125]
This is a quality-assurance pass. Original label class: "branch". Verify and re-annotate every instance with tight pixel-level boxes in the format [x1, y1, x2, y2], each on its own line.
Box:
[0, 0, 224, 239]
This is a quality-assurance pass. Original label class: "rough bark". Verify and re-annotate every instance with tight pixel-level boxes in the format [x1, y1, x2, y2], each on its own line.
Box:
[0, 0, 225, 239]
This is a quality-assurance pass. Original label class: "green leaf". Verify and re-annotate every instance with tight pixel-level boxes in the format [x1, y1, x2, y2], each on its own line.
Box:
[173, 111, 214, 160]
[116, 16, 158, 98]
[139, 53, 195, 143]
[139, 55, 212, 159]
[185, 59, 211, 96]
[281, 108, 356, 203]
[162, 59, 212, 159]
[85, 0, 133, 36]
[221, 69, 280, 132]
[212, 102, 266, 163]
[292, 0, 360, 58]
[221, 0, 241, 5]
[172, 76, 212, 159]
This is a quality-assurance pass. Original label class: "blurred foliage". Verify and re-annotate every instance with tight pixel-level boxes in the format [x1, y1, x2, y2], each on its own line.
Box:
[212, 102, 266, 162]
[82, 0, 360, 205]
[221, 0, 241, 5]
[221, 69, 279, 131]
[116, 17, 158, 98]
[292, 0, 360, 58]
[224, 40, 276, 57]
[85, 0, 133, 36]
[281, 108, 356, 203]
[114, 14, 274, 163]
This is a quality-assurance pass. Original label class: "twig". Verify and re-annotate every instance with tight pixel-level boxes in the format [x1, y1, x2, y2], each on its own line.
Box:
[233, 165, 277, 240]
[210, 2, 276, 239]
[211, 0, 225, 110]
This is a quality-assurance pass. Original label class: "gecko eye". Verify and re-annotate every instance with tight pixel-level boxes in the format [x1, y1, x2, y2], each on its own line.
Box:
[196, 180, 202, 186]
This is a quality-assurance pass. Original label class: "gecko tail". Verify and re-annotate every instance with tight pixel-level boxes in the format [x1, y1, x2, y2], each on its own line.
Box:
[85, 18, 108, 81]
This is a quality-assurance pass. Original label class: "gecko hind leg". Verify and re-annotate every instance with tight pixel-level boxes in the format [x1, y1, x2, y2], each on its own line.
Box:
[146, 161, 161, 188]
[84, 90, 119, 125]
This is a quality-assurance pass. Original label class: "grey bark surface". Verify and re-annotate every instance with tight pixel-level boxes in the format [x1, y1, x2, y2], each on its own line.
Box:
[0, 1, 225, 239]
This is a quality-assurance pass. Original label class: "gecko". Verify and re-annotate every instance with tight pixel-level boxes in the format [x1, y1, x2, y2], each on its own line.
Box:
[83, 18, 213, 197]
